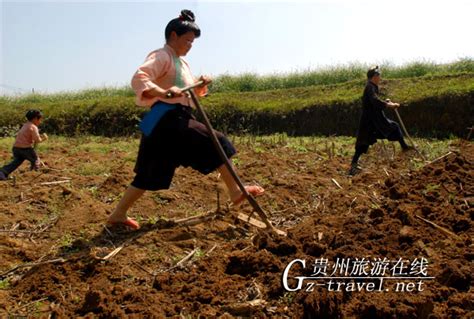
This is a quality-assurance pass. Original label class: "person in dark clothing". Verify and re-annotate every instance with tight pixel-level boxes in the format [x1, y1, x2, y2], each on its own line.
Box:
[349, 66, 411, 175]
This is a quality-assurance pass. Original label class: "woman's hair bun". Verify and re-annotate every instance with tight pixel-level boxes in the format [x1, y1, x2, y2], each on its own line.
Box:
[179, 10, 195, 22]
[165, 9, 200, 40]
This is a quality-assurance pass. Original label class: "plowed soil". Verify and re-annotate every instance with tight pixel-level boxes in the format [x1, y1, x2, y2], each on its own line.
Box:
[0, 138, 472, 318]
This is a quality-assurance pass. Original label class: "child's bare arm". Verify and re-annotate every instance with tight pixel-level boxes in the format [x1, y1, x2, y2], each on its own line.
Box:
[40, 133, 48, 142]
[33, 130, 48, 144]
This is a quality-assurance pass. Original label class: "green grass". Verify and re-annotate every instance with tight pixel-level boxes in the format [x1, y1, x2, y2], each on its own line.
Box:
[0, 58, 467, 101]
[0, 86, 134, 103]
[203, 73, 474, 113]
[208, 58, 474, 93]
[0, 59, 472, 137]
[65, 136, 138, 154]
[0, 58, 472, 102]
[0, 133, 460, 171]
[0, 278, 10, 290]
[0, 137, 14, 148]
[76, 162, 110, 176]
[0, 136, 139, 154]
[1, 134, 455, 163]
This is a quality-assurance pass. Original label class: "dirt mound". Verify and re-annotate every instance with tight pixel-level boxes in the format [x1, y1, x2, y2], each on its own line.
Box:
[1, 140, 472, 317]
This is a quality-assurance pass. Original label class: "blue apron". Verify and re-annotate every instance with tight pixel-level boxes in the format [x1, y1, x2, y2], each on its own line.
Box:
[139, 56, 187, 137]
[139, 101, 176, 136]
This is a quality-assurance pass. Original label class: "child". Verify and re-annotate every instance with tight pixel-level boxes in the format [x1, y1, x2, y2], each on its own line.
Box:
[107, 10, 264, 229]
[0, 109, 48, 180]
[349, 66, 411, 175]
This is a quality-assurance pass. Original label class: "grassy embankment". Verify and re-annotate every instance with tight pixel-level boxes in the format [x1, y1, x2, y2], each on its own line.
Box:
[0, 59, 473, 137]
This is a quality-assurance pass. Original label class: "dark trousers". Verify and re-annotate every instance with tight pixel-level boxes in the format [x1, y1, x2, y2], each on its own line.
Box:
[352, 125, 408, 165]
[0, 147, 39, 177]
[132, 105, 236, 191]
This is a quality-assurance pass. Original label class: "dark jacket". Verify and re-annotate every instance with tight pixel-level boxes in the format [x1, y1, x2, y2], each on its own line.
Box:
[355, 81, 400, 147]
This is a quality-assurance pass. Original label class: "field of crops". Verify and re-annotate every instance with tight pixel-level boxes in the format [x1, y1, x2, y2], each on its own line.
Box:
[0, 135, 472, 317]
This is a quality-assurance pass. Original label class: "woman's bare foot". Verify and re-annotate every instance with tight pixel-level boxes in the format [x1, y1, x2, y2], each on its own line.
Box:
[231, 185, 265, 206]
[107, 217, 140, 230]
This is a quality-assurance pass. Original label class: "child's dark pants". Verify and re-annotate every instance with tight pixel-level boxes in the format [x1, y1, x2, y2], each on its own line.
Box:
[0, 147, 39, 177]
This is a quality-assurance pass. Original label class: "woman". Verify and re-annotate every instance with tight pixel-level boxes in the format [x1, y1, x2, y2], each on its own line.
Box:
[108, 10, 264, 229]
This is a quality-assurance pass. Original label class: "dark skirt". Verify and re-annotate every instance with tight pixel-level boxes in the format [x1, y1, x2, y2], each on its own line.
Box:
[132, 104, 236, 191]
[355, 121, 404, 154]
[355, 109, 403, 150]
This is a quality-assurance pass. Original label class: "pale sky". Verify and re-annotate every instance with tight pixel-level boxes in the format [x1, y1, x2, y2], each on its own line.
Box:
[1, 0, 473, 94]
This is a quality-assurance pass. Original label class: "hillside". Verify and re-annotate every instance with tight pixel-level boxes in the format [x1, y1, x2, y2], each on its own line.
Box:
[0, 64, 473, 138]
